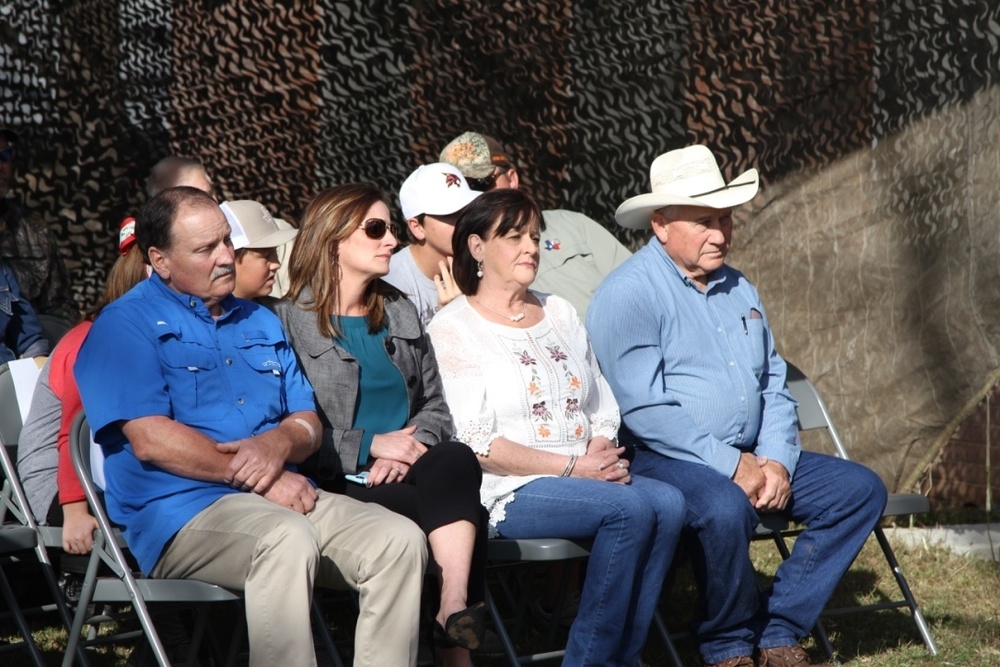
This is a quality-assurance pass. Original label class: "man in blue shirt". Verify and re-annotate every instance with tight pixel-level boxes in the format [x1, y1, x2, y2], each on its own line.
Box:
[587, 145, 886, 667]
[75, 187, 427, 667]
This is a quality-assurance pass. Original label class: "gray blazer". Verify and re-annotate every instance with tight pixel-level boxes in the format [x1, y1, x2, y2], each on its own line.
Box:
[274, 284, 454, 481]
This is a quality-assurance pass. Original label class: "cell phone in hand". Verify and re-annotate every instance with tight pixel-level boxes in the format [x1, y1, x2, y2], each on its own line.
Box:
[344, 471, 370, 485]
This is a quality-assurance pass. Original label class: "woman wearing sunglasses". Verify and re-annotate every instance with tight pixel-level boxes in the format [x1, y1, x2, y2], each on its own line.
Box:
[274, 184, 487, 666]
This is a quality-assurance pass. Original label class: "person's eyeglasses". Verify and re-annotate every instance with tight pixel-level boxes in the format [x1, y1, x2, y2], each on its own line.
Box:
[466, 168, 502, 192]
[360, 217, 394, 239]
[0, 148, 13, 164]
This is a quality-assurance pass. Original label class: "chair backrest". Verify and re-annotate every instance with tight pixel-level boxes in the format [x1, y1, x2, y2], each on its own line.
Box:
[0, 362, 44, 528]
[784, 361, 851, 461]
[0, 363, 25, 447]
[37, 314, 73, 349]
[69, 410, 137, 585]
[69, 411, 98, 500]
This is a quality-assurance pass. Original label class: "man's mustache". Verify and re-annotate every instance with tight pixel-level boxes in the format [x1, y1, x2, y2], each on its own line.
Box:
[211, 264, 235, 280]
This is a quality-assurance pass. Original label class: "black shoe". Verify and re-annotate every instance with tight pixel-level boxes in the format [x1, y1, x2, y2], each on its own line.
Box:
[470, 628, 505, 657]
[434, 601, 487, 651]
[58, 571, 84, 605]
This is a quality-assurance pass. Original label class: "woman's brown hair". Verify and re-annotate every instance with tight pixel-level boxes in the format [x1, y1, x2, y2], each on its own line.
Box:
[285, 183, 394, 338]
[83, 245, 148, 321]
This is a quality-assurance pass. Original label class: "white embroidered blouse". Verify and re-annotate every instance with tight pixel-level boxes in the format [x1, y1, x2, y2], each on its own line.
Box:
[427, 292, 621, 532]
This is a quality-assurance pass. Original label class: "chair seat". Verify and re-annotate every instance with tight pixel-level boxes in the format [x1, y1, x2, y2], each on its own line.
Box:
[885, 493, 930, 517]
[757, 513, 790, 533]
[487, 538, 590, 561]
[0, 525, 38, 552]
[92, 578, 242, 604]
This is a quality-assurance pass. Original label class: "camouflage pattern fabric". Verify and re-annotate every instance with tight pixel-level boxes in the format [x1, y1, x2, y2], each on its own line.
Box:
[2, 1, 999, 498]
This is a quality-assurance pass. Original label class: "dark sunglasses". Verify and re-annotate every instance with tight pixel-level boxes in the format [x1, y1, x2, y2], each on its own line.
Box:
[360, 217, 394, 239]
[466, 168, 503, 192]
[0, 148, 13, 164]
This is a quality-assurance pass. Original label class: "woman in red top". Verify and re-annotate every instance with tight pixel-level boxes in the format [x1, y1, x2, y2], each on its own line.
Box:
[17, 218, 148, 556]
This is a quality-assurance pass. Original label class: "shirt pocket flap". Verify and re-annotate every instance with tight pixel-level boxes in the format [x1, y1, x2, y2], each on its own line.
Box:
[235, 330, 284, 374]
[157, 325, 218, 371]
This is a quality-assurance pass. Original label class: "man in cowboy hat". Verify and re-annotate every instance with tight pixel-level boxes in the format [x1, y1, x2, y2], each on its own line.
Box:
[587, 145, 886, 667]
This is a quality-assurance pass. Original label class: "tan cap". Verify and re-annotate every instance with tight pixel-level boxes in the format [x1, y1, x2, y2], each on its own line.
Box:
[220, 200, 298, 249]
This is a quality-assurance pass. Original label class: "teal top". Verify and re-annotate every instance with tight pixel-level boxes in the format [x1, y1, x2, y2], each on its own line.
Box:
[335, 315, 409, 466]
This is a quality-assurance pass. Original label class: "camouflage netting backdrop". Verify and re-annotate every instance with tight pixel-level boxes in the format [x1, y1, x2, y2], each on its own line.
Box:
[3, 0, 999, 493]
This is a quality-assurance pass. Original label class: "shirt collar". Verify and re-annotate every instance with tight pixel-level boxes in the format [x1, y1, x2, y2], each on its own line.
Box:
[648, 239, 730, 293]
[148, 272, 242, 321]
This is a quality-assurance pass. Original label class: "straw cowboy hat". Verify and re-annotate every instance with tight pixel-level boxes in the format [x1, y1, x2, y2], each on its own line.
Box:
[615, 145, 759, 230]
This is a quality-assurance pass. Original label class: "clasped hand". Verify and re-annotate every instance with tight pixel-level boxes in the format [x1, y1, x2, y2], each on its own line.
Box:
[261, 470, 318, 514]
[733, 452, 791, 511]
[217, 436, 286, 493]
[367, 425, 428, 486]
[573, 445, 631, 484]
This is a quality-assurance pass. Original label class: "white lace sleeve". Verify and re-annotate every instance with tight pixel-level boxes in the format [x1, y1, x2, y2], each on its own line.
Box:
[427, 304, 502, 455]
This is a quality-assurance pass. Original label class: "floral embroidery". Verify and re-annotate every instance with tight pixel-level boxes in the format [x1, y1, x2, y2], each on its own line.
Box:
[500, 326, 607, 447]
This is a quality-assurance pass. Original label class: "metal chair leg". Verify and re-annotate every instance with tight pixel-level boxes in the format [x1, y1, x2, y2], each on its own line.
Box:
[0, 560, 46, 666]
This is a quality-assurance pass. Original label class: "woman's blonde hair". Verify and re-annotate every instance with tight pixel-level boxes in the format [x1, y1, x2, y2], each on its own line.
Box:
[285, 183, 393, 338]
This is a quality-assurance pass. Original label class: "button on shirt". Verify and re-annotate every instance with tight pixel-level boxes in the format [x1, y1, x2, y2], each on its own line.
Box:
[586, 239, 800, 479]
[74, 274, 316, 573]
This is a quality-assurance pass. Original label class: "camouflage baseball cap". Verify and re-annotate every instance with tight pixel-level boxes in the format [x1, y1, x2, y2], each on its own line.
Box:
[439, 132, 513, 179]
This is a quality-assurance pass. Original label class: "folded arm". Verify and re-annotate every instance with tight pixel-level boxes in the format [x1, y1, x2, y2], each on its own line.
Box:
[123, 410, 320, 493]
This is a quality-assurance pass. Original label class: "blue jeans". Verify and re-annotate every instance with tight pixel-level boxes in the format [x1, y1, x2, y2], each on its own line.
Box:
[496, 475, 684, 667]
[631, 449, 887, 664]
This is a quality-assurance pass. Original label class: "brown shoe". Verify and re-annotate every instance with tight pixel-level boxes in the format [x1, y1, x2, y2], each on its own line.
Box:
[756, 645, 833, 667]
[706, 657, 755, 667]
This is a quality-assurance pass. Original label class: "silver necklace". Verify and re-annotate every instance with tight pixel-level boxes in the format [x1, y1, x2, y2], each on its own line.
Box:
[473, 296, 526, 322]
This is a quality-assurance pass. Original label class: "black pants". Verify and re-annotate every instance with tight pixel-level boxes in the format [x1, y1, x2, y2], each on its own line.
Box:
[332, 441, 488, 606]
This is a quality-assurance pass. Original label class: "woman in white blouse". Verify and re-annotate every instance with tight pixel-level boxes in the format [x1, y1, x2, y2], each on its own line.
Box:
[427, 189, 685, 667]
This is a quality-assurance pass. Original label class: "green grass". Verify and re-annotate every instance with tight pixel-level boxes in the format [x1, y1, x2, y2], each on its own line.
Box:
[3, 532, 999, 665]
[649, 536, 1000, 666]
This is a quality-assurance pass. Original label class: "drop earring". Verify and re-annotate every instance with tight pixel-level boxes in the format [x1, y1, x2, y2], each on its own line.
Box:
[476, 261, 484, 278]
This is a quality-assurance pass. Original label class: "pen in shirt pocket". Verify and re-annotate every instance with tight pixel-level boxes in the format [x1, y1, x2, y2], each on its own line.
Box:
[741, 315, 748, 335]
